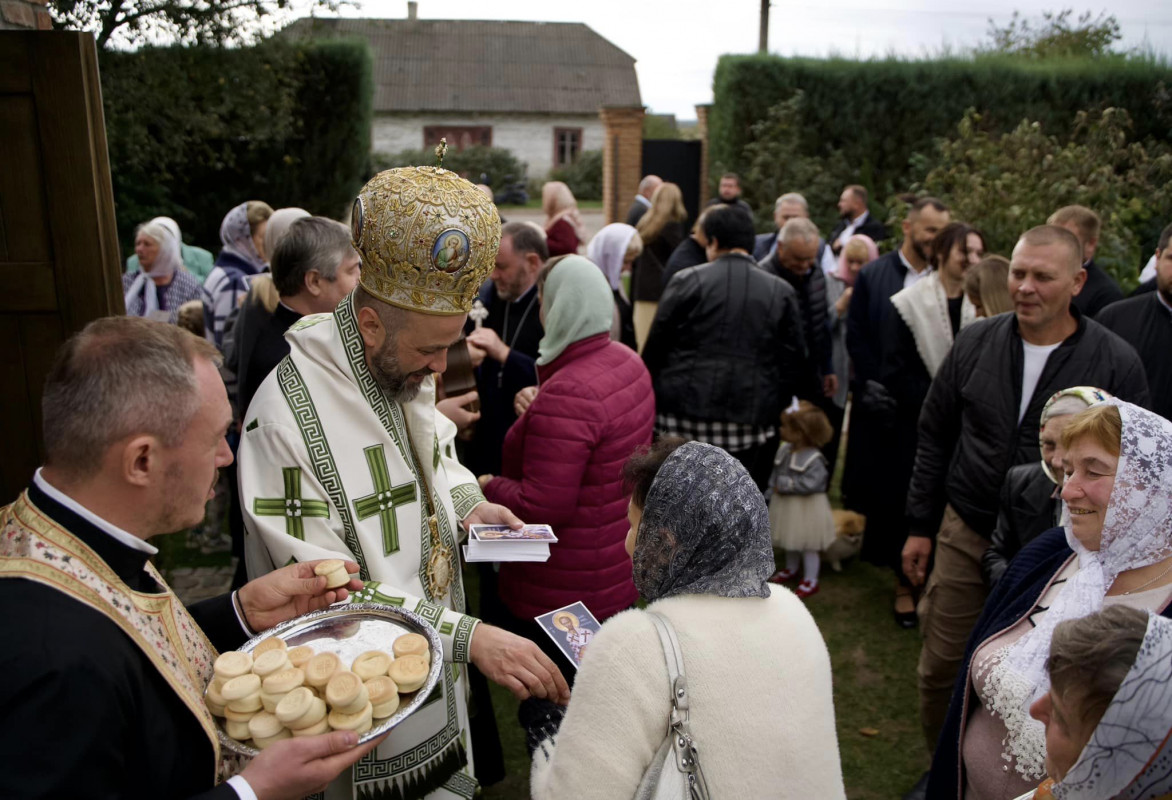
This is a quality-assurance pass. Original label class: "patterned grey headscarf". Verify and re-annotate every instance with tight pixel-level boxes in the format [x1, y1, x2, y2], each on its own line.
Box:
[632, 442, 775, 602]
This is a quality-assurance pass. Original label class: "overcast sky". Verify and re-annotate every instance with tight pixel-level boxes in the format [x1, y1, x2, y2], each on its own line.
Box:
[341, 0, 1172, 119]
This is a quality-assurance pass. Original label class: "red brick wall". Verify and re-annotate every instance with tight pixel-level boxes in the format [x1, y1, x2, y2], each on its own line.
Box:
[600, 105, 645, 224]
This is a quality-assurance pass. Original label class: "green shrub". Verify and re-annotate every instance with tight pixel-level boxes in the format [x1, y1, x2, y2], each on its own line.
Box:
[101, 38, 372, 257]
[371, 145, 528, 191]
[549, 149, 603, 201]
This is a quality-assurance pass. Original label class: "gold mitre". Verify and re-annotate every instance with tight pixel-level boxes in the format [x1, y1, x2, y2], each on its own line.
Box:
[350, 166, 500, 316]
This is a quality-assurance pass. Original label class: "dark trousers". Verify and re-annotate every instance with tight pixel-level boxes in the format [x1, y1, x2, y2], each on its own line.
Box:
[731, 434, 782, 492]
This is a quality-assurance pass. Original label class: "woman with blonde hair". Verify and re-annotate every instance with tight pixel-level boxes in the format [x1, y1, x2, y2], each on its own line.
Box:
[542, 181, 588, 257]
[630, 182, 688, 349]
[965, 255, 1013, 318]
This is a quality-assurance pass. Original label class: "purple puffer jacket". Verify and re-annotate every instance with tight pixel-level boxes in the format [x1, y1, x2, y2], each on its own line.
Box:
[483, 333, 654, 621]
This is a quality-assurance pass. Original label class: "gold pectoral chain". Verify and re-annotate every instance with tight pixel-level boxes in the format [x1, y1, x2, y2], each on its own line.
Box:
[405, 426, 454, 601]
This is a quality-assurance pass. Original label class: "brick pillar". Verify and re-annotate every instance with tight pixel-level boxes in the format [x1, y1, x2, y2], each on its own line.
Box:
[600, 105, 645, 224]
[695, 104, 712, 207]
[0, 0, 51, 30]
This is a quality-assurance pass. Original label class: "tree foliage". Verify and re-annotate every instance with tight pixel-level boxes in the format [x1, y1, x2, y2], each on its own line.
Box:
[51, 0, 342, 49]
[549, 149, 603, 201]
[981, 9, 1123, 60]
[102, 38, 372, 252]
[910, 107, 1172, 290]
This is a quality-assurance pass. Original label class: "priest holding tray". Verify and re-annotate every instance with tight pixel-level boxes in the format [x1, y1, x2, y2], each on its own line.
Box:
[0, 317, 381, 799]
[238, 161, 570, 799]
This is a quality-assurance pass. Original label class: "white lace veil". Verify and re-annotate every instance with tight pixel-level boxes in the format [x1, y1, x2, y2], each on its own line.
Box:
[1055, 613, 1172, 800]
[980, 398, 1172, 780]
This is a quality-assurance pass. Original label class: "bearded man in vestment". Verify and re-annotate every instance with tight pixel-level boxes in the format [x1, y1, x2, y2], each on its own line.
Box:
[239, 165, 570, 799]
[0, 317, 381, 798]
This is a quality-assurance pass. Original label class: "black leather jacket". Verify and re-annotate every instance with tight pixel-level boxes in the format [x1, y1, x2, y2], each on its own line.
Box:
[643, 253, 812, 427]
[980, 462, 1059, 589]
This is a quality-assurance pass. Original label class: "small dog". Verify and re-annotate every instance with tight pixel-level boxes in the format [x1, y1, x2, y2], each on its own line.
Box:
[823, 510, 865, 572]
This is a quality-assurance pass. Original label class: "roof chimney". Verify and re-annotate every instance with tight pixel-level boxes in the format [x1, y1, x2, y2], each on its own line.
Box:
[407, 1, 417, 19]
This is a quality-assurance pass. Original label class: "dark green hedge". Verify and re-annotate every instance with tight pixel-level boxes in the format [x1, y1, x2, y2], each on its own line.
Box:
[101, 38, 373, 256]
[710, 54, 1172, 203]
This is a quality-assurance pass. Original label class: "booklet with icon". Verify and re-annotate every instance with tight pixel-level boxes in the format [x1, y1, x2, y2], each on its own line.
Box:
[462, 524, 557, 563]
[534, 601, 601, 668]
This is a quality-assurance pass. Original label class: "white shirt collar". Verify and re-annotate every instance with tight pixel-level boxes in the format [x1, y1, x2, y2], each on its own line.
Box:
[33, 468, 158, 555]
[850, 210, 869, 226]
[635, 195, 652, 208]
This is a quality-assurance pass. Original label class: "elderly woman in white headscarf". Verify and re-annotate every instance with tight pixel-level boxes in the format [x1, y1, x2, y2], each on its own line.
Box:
[928, 398, 1172, 800]
[124, 216, 215, 282]
[122, 219, 205, 325]
[586, 222, 642, 350]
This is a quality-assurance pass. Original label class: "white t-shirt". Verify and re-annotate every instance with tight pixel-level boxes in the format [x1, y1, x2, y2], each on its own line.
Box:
[1019, 341, 1061, 423]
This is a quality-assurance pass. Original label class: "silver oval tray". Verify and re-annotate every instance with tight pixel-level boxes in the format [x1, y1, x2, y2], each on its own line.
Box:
[215, 602, 444, 757]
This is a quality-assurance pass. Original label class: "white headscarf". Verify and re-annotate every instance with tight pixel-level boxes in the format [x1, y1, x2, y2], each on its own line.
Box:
[981, 399, 1172, 781]
[124, 219, 182, 317]
[586, 223, 638, 296]
[1055, 612, 1172, 800]
[263, 207, 310, 258]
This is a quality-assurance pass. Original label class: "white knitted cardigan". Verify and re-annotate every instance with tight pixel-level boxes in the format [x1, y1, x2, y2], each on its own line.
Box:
[530, 587, 846, 800]
[889, 271, 977, 378]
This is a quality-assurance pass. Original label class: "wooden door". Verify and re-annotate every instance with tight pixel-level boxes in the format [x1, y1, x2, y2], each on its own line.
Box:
[0, 31, 124, 502]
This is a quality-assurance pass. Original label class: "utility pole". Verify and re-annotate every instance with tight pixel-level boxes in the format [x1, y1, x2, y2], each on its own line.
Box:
[759, 0, 770, 54]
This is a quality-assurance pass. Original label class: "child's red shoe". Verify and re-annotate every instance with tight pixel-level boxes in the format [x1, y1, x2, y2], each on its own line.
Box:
[795, 579, 820, 598]
[768, 568, 798, 584]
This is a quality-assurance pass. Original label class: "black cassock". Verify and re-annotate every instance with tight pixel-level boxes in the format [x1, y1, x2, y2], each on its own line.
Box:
[0, 481, 248, 799]
[1097, 292, 1172, 421]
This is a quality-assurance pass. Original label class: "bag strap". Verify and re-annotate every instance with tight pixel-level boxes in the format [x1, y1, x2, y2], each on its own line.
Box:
[648, 611, 688, 719]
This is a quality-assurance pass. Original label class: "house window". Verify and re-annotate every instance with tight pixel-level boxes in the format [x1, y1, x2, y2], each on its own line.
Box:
[554, 128, 582, 168]
[424, 126, 492, 151]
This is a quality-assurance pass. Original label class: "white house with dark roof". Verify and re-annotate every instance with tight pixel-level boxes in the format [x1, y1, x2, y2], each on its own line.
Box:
[284, 12, 643, 179]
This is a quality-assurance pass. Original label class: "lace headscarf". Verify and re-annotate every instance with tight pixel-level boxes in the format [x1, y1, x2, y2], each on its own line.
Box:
[123, 219, 182, 317]
[980, 399, 1172, 781]
[219, 202, 267, 272]
[632, 442, 774, 603]
[586, 223, 638, 295]
[1055, 612, 1172, 800]
[1038, 387, 1112, 484]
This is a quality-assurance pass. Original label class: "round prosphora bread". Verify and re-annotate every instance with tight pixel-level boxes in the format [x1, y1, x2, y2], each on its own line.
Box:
[252, 649, 292, 679]
[221, 673, 261, 701]
[326, 671, 370, 714]
[225, 718, 252, 740]
[205, 682, 228, 716]
[366, 676, 400, 719]
[328, 702, 373, 734]
[291, 716, 331, 736]
[287, 645, 315, 669]
[387, 654, 429, 693]
[214, 651, 253, 683]
[276, 687, 328, 731]
[223, 705, 257, 723]
[247, 710, 284, 741]
[304, 652, 342, 689]
[253, 728, 293, 749]
[252, 637, 288, 657]
[352, 650, 392, 681]
[314, 559, 350, 589]
[391, 633, 430, 660]
[260, 667, 305, 712]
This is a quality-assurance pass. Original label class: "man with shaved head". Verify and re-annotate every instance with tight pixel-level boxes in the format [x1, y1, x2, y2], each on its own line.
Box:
[900, 224, 1149, 771]
[625, 174, 663, 226]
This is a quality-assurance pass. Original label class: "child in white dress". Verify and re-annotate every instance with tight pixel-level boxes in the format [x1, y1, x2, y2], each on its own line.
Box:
[767, 399, 837, 598]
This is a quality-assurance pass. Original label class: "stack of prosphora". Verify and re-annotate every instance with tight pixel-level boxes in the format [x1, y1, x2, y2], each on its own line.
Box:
[205, 632, 432, 748]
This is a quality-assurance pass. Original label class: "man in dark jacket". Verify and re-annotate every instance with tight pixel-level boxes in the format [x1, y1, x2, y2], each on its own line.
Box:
[703, 172, 754, 218]
[624, 174, 662, 226]
[752, 192, 836, 274]
[829, 184, 889, 255]
[901, 225, 1149, 759]
[235, 217, 361, 418]
[1097, 221, 1172, 420]
[643, 204, 810, 487]
[842, 197, 949, 571]
[1049, 205, 1124, 318]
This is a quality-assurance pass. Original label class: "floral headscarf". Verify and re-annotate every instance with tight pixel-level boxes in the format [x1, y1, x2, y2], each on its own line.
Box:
[981, 399, 1172, 781]
[632, 442, 774, 603]
[219, 202, 267, 272]
[1054, 612, 1172, 800]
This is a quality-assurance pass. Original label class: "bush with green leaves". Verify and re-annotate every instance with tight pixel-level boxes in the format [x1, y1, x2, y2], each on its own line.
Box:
[101, 38, 372, 256]
[908, 107, 1172, 290]
[371, 146, 528, 192]
[549, 149, 603, 201]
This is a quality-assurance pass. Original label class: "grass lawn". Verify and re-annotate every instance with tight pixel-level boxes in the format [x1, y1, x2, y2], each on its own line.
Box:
[468, 555, 927, 800]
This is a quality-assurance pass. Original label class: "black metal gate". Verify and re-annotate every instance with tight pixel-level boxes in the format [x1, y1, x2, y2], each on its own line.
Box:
[641, 139, 702, 225]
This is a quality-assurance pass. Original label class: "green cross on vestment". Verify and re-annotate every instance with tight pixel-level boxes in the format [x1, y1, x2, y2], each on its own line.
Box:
[353, 444, 417, 555]
[253, 467, 330, 540]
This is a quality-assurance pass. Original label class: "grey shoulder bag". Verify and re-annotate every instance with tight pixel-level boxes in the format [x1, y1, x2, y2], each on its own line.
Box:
[633, 611, 712, 800]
